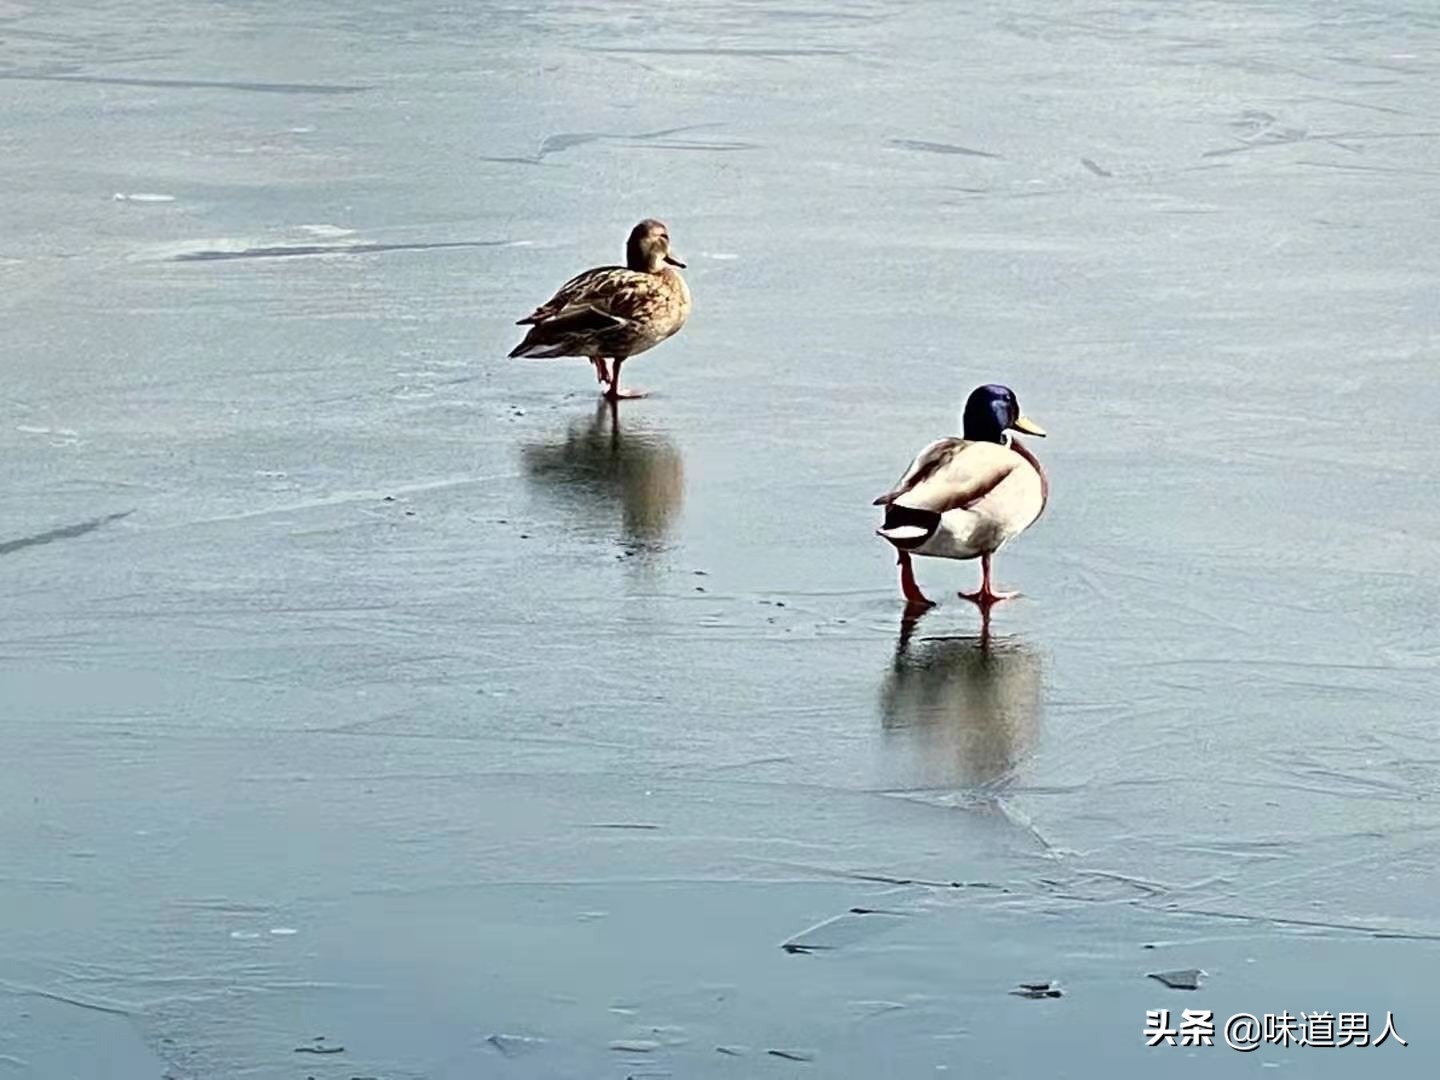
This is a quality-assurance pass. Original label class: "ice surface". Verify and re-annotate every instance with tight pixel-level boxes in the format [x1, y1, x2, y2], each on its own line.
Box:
[3, 1, 1440, 1076]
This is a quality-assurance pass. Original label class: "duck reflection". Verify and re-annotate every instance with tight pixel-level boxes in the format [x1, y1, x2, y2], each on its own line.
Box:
[878, 619, 1044, 790]
[519, 398, 684, 550]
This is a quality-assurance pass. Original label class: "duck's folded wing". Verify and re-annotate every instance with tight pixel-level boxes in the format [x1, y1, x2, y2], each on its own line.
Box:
[516, 265, 627, 325]
[872, 438, 962, 506]
[583, 271, 670, 324]
[873, 439, 1017, 513]
[526, 304, 629, 337]
[532, 270, 660, 333]
[507, 299, 632, 357]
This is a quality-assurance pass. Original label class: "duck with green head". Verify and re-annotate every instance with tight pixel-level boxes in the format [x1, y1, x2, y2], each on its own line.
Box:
[874, 384, 1048, 610]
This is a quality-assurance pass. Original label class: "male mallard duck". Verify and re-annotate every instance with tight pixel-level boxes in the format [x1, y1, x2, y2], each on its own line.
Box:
[874, 384, 1048, 609]
[508, 219, 691, 400]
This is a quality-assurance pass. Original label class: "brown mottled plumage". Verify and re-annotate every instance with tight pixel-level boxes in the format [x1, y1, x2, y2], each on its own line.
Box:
[509, 219, 691, 400]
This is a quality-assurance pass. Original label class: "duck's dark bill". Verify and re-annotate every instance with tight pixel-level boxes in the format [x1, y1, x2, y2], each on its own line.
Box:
[1011, 416, 1046, 437]
[664, 255, 687, 268]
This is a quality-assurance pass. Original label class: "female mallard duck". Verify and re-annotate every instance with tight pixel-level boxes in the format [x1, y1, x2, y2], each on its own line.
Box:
[508, 219, 691, 400]
[874, 384, 1048, 609]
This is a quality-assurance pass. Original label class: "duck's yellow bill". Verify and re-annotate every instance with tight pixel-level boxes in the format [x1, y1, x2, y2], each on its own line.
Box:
[1011, 415, 1047, 437]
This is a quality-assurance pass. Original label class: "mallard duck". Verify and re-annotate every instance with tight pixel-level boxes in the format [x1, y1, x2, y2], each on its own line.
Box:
[874, 384, 1048, 609]
[508, 219, 691, 400]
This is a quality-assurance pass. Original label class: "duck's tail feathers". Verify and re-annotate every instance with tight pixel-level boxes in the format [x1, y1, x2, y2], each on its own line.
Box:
[876, 524, 929, 543]
[876, 503, 940, 549]
[508, 335, 572, 359]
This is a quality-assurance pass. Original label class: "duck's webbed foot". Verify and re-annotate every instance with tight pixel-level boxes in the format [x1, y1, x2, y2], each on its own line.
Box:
[957, 553, 1020, 608]
[957, 587, 1020, 606]
[897, 551, 934, 609]
[602, 358, 648, 400]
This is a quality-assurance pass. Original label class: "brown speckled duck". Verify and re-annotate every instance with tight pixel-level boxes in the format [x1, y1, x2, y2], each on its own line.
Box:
[508, 219, 691, 400]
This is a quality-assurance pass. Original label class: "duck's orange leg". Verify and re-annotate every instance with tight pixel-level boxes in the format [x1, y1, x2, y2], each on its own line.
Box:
[958, 554, 1020, 607]
[603, 358, 649, 400]
[898, 551, 934, 609]
[590, 356, 611, 385]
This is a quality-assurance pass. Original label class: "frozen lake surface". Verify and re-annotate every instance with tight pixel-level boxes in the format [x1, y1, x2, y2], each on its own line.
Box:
[3, 1, 1439, 1076]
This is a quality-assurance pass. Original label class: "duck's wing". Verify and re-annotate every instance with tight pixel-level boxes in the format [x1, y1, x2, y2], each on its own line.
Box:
[516, 265, 669, 326]
[872, 438, 963, 506]
[519, 303, 628, 339]
[510, 266, 677, 358]
[873, 439, 1018, 513]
